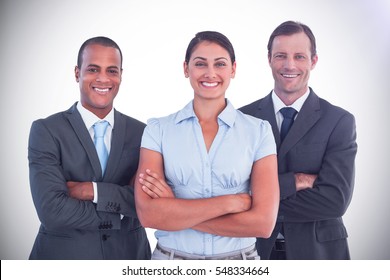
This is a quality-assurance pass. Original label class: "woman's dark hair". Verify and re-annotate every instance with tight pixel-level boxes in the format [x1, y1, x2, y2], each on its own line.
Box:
[267, 21, 317, 58]
[77, 36, 123, 68]
[185, 31, 235, 64]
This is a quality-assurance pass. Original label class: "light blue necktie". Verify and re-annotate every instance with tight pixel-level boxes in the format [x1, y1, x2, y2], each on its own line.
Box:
[93, 121, 109, 174]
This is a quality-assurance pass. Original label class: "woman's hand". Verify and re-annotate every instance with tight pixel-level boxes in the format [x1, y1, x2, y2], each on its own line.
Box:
[228, 193, 252, 213]
[138, 169, 175, 199]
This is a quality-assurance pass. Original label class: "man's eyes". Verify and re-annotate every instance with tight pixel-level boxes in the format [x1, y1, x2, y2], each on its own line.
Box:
[86, 68, 119, 74]
[108, 69, 119, 74]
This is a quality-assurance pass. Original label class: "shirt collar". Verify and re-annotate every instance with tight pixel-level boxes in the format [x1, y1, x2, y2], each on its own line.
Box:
[175, 99, 236, 127]
[76, 101, 115, 130]
[175, 101, 196, 124]
[218, 99, 236, 127]
[271, 89, 310, 115]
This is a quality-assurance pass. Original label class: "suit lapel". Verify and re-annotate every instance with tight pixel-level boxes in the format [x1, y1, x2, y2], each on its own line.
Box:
[65, 103, 102, 178]
[256, 92, 281, 147]
[104, 109, 125, 180]
[278, 90, 321, 158]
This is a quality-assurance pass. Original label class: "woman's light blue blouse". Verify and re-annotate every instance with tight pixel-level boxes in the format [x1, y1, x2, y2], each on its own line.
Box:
[141, 99, 276, 255]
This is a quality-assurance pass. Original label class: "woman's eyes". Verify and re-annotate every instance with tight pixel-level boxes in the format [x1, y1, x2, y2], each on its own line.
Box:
[194, 62, 227, 67]
[195, 62, 207, 67]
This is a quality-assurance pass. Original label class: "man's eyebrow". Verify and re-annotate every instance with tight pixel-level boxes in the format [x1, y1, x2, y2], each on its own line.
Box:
[107, 65, 120, 69]
[86, 64, 101, 68]
[86, 64, 120, 69]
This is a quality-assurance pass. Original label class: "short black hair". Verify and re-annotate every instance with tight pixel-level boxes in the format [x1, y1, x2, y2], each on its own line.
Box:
[77, 36, 123, 68]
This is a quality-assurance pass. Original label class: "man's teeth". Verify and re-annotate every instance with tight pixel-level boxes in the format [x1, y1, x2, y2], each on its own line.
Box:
[95, 88, 109, 92]
[282, 74, 298, 78]
[202, 82, 218, 87]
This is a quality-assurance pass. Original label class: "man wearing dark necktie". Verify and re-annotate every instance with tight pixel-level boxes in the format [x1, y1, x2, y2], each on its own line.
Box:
[240, 21, 357, 259]
[28, 37, 151, 259]
[279, 107, 297, 143]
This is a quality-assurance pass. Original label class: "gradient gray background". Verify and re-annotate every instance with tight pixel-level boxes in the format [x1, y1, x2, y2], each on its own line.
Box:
[1, 0, 389, 259]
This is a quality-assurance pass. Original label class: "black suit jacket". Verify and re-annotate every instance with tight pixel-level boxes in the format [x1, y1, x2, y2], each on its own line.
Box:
[240, 89, 357, 259]
[28, 103, 151, 259]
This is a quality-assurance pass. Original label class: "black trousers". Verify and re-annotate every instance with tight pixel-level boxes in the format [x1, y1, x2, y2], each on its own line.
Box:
[269, 239, 286, 260]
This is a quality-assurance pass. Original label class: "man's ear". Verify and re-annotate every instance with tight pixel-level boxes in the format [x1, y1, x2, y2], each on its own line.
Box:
[311, 54, 318, 70]
[74, 66, 80, 82]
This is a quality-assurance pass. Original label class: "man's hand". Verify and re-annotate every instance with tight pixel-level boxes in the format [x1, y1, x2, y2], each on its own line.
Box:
[67, 181, 94, 200]
[139, 169, 174, 199]
[295, 173, 318, 191]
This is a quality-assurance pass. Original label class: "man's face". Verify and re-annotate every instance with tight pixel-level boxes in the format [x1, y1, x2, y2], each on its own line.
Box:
[269, 32, 318, 100]
[75, 44, 122, 119]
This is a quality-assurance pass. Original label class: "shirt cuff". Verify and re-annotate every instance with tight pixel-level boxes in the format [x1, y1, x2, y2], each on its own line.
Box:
[92, 182, 98, 203]
[93, 182, 122, 219]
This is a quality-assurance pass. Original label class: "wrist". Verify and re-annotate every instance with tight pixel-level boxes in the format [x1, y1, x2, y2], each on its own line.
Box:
[92, 182, 98, 203]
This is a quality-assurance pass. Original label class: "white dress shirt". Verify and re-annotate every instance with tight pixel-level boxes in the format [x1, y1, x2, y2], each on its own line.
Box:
[271, 89, 310, 130]
[271, 89, 309, 239]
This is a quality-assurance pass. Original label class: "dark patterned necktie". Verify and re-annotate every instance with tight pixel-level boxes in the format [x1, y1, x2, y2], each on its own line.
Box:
[280, 107, 297, 142]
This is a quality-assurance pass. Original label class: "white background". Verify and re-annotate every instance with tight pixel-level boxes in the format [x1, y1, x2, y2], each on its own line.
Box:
[1, 0, 389, 260]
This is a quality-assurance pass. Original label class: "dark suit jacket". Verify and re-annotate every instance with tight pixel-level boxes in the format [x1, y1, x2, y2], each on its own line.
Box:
[240, 89, 357, 259]
[28, 103, 151, 260]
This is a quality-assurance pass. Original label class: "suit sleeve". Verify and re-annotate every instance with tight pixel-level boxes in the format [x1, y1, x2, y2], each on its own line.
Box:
[278, 113, 357, 222]
[95, 117, 144, 219]
[28, 120, 121, 230]
[278, 172, 296, 199]
[95, 182, 138, 218]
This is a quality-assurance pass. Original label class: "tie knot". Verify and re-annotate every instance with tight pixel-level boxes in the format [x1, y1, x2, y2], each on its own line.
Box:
[93, 121, 109, 138]
[280, 107, 297, 120]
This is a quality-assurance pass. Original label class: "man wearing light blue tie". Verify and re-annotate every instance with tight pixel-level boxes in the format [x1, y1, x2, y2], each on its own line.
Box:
[93, 120, 110, 174]
[28, 36, 151, 259]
